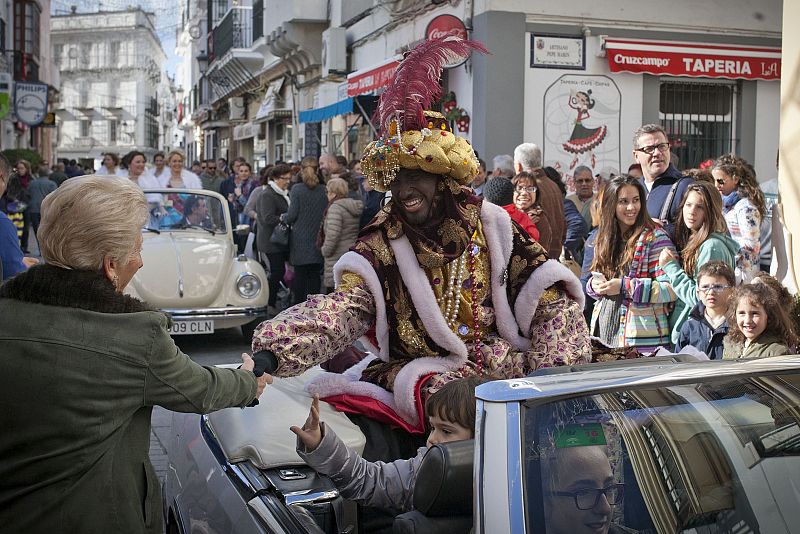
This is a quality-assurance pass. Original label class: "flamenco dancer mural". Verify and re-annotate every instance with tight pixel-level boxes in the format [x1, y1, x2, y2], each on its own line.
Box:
[543, 75, 621, 192]
[562, 89, 607, 169]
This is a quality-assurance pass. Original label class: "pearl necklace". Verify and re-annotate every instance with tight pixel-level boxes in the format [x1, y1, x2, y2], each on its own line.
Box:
[436, 242, 470, 329]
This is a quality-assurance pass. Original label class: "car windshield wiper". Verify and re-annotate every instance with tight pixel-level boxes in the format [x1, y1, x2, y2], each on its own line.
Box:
[172, 222, 216, 235]
[144, 227, 161, 234]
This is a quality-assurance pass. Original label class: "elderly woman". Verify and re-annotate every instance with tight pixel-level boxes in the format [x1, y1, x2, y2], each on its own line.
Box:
[320, 177, 363, 292]
[0, 175, 270, 534]
[162, 149, 202, 189]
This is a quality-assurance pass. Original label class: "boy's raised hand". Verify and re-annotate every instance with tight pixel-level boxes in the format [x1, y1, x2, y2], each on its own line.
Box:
[291, 395, 323, 451]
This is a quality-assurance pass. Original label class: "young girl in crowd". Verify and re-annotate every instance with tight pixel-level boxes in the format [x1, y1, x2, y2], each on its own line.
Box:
[722, 283, 798, 359]
[711, 154, 766, 283]
[293, 376, 486, 513]
[587, 175, 677, 350]
[659, 181, 738, 344]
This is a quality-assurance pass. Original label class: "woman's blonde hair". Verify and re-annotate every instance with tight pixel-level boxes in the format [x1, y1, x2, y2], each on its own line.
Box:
[326, 177, 348, 199]
[167, 149, 186, 164]
[39, 175, 148, 270]
[16, 159, 31, 175]
[300, 156, 320, 189]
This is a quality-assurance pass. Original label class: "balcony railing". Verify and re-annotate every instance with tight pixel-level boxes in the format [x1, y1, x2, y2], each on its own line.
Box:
[213, 7, 253, 61]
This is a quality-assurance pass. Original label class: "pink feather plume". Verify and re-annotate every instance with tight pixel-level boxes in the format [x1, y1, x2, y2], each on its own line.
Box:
[374, 36, 489, 134]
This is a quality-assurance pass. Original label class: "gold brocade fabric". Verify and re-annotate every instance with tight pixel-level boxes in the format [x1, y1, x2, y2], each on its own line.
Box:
[428, 220, 493, 340]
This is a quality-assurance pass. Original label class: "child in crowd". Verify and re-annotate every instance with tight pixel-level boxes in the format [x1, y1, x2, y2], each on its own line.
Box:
[722, 282, 798, 359]
[674, 261, 735, 359]
[292, 376, 486, 513]
[752, 272, 800, 351]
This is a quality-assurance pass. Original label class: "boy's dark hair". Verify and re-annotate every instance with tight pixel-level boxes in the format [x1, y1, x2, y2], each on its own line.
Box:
[425, 376, 490, 434]
[726, 283, 799, 348]
[697, 261, 735, 286]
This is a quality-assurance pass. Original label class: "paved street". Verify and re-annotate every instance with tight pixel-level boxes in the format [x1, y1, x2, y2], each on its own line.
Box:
[148, 329, 252, 485]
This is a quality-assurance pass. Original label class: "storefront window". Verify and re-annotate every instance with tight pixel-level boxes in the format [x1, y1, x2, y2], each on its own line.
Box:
[659, 80, 739, 169]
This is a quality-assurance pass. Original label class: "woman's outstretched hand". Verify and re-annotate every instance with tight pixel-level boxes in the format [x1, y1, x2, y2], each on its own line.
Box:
[291, 395, 323, 452]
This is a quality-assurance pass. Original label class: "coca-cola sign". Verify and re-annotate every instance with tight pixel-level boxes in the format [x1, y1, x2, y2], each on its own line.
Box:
[425, 15, 469, 68]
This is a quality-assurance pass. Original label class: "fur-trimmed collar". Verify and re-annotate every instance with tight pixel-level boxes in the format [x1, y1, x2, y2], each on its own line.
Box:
[0, 264, 153, 314]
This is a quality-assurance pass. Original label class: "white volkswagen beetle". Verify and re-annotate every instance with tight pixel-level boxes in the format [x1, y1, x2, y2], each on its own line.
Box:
[124, 189, 268, 337]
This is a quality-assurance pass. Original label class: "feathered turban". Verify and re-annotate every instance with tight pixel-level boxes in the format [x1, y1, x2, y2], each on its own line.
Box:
[360, 36, 488, 192]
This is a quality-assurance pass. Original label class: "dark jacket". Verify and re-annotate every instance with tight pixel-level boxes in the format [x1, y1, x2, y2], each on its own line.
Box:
[674, 302, 729, 360]
[638, 163, 693, 239]
[27, 177, 58, 213]
[580, 228, 598, 323]
[563, 198, 588, 259]
[360, 190, 385, 229]
[0, 265, 257, 534]
[283, 182, 327, 266]
[256, 184, 290, 255]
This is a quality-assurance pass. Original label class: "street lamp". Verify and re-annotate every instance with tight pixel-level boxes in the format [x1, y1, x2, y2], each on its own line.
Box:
[196, 52, 209, 75]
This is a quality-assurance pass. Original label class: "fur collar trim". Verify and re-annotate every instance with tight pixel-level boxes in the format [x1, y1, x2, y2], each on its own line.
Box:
[0, 264, 154, 314]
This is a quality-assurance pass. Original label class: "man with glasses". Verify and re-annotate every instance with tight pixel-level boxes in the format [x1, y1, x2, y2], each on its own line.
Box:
[631, 124, 693, 239]
[0, 154, 37, 280]
[567, 165, 596, 227]
[200, 158, 226, 193]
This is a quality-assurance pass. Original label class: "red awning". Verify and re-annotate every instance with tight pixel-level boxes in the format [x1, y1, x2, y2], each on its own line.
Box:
[346, 56, 402, 97]
[604, 38, 780, 81]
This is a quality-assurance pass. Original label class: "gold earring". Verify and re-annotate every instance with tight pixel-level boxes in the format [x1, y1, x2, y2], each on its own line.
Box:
[112, 274, 119, 288]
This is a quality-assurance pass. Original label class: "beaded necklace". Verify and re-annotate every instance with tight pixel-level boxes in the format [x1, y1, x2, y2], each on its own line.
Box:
[433, 230, 484, 373]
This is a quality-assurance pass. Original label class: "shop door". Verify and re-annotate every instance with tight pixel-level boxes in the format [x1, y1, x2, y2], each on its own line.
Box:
[659, 80, 739, 169]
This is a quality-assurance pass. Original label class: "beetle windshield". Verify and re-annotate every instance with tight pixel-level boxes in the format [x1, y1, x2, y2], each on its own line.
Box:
[143, 192, 227, 233]
[523, 372, 800, 534]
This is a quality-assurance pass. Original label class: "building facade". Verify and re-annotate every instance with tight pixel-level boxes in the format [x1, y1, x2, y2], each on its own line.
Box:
[51, 7, 173, 170]
[0, 0, 58, 161]
[187, 0, 782, 185]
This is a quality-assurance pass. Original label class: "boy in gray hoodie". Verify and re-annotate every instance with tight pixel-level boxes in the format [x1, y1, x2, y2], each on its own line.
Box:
[292, 376, 485, 513]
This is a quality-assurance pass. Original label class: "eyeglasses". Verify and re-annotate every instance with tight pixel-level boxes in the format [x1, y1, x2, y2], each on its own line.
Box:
[515, 186, 538, 194]
[699, 284, 732, 293]
[208, 166, 217, 170]
[714, 178, 727, 186]
[549, 484, 624, 510]
[634, 143, 670, 156]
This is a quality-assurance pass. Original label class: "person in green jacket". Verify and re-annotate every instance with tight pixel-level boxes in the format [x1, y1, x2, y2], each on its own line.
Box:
[723, 282, 798, 359]
[658, 181, 738, 345]
[0, 175, 272, 534]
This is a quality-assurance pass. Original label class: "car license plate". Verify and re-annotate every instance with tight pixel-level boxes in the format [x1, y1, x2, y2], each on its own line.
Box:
[170, 320, 214, 335]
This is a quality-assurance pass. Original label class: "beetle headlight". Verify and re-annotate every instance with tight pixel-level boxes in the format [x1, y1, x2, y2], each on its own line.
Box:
[236, 272, 261, 298]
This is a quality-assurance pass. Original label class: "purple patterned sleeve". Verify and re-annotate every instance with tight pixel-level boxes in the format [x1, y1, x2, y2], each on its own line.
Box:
[251, 273, 376, 377]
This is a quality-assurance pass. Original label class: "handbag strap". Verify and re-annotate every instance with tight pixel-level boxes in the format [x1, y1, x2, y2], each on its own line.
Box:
[658, 177, 685, 221]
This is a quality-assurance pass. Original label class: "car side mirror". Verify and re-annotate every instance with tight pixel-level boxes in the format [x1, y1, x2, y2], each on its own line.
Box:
[235, 224, 250, 236]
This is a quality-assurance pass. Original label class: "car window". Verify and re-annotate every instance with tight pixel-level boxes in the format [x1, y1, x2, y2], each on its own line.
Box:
[144, 192, 227, 233]
[523, 372, 800, 534]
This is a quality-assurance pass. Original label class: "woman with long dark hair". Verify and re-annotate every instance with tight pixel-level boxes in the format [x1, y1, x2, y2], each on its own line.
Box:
[587, 175, 677, 349]
[658, 181, 738, 345]
[711, 154, 765, 282]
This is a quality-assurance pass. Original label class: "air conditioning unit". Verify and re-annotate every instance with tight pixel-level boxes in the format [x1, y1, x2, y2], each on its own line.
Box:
[322, 27, 347, 77]
[229, 97, 245, 121]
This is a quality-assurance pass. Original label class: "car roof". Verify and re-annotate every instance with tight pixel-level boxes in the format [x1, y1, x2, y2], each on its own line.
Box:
[476, 355, 800, 403]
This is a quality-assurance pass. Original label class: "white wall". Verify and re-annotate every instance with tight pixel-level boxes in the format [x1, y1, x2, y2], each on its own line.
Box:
[523, 34, 643, 179]
[754, 80, 780, 182]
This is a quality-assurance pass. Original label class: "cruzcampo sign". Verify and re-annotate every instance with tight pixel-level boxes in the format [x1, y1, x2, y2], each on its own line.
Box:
[14, 81, 48, 126]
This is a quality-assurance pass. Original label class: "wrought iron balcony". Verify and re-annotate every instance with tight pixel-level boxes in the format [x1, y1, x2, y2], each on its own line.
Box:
[211, 6, 253, 62]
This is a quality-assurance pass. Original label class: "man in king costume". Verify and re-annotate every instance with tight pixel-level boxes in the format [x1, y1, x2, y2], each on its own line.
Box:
[252, 37, 590, 432]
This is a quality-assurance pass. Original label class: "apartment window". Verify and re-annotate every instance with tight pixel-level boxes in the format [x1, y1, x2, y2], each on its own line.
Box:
[80, 120, 90, 137]
[659, 80, 739, 169]
[13, 0, 41, 79]
[78, 82, 89, 108]
[109, 41, 120, 67]
[80, 42, 91, 67]
[108, 80, 118, 107]
[253, 0, 263, 41]
[109, 120, 117, 143]
[0, 20, 6, 53]
[53, 43, 63, 66]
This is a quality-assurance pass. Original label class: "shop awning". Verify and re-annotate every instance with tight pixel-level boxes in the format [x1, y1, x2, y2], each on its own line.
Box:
[346, 56, 402, 97]
[604, 38, 781, 81]
[298, 95, 378, 124]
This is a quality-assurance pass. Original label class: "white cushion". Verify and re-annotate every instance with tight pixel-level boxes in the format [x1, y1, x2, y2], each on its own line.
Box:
[207, 365, 367, 469]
